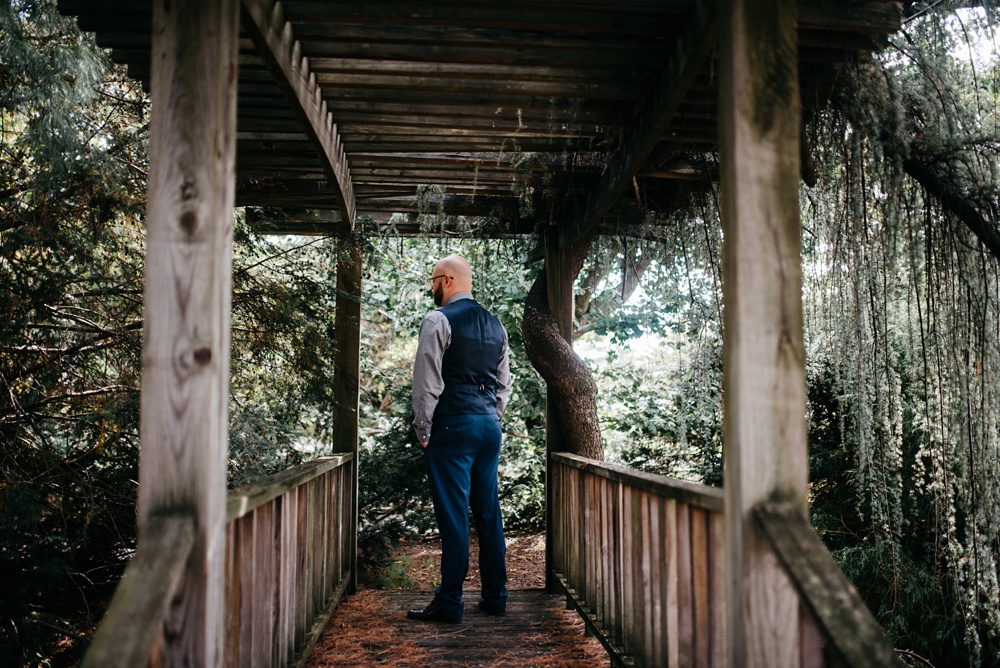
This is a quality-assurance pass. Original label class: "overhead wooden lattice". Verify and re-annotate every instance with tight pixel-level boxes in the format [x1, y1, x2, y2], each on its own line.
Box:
[58, 0, 901, 236]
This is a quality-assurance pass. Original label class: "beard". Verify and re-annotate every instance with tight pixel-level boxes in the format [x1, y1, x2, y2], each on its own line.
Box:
[433, 285, 444, 306]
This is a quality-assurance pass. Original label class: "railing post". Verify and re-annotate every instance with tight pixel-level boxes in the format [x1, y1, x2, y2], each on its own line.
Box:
[718, 0, 814, 665]
[137, 0, 240, 664]
[332, 237, 362, 594]
[544, 226, 575, 592]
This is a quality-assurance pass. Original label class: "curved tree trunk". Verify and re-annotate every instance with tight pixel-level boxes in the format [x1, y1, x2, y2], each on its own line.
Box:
[522, 240, 604, 460]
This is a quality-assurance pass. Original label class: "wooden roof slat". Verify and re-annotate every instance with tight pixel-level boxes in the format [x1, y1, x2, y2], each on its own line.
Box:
[241, 0, 356, 228]
[559, 0, 716, 249]
[281, 1, 690, 36]
[58, 0, 902, 236]
[312, 73, 639, 101]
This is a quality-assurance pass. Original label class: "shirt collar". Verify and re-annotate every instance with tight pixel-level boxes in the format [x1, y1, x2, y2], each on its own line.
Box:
[444, 291, 473, 306]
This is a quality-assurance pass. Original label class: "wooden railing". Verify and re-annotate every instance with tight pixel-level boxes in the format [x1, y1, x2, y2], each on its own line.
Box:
[755, 502, 904, 668]
[82, 454, 355, 668]
[81, 515, 197, 667]
[225, 454, 356, 668]
[550, 452, 726, 668]
[551, 453, 903, 667]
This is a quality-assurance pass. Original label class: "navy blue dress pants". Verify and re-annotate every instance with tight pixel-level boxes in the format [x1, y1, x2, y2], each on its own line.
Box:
[423, 413, 508, 619]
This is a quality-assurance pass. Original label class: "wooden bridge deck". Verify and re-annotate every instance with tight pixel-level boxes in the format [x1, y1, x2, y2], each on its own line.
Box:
[306, 589, 609, 668]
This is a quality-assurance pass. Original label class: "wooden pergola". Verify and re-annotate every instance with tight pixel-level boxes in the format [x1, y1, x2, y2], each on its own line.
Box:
[56, 1, 906, 666]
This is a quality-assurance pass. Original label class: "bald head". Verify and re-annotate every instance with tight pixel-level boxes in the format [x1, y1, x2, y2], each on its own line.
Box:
[434, 254, 473, 291]
[429, 254, 473, 306]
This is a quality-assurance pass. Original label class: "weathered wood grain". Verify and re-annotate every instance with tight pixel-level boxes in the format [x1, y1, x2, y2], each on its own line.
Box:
[718, 0, 814, 665]
[62, 0, 902, 228]
[558, 0, 716, 250]
[755, 502, 905, 668]
[227, 455, 352, 521]
[550, 455, 727, 668]
[224, 458, 355, 668]
[80, 515, 195, 668]
[136, 0, 240, 664]
[551, 452, 724, 511]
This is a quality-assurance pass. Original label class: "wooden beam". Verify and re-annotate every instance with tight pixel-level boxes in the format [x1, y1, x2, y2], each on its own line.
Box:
[718, 0, 814, 666]
[81, 515, 196, 668]
[331, 240, 362, 594]
[755, 502, 905, 668]
[558, 0, 716, 250]
[137, 0, 240, 664]
[241, 0, 356, 230]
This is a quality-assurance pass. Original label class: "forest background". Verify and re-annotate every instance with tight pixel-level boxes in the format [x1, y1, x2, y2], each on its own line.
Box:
[1, 1, 999, 666]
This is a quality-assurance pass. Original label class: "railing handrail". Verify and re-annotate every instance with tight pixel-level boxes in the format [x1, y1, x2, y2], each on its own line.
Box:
[754, 501, 905, 668]
[81, 514, 196, 668]
[226, 453, 354, 522]
[550, 451, 724, 511]
[550, 453, 727, 667]
[82, 455, 356, 668]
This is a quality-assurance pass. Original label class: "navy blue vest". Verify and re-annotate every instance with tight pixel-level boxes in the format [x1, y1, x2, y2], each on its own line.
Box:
[435, 298, 505, 418]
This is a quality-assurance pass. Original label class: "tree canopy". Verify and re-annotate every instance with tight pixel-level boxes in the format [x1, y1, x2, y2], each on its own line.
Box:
[1, 1, 1000, 666]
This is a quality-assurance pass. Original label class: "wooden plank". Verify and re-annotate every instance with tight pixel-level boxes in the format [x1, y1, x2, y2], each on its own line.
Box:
[800, 599, 824, 668]
[676, 503, 694, 665]
[544, 228, 576, 591]
[621, 486, 637, 660]
[648, 494, 665, 667]
[224, 521, 242, 668]
[281, 1, 690, 35]
[637, 491, 652, 665]
[664, 499, 679, 668]
[610, 480, 624, 650]
[608, 480, 620, 644]
[718, 0, 810, 665]
[691, 508, 709, 667]
[80, 515, 195, 668]
[755, 503, 905, 668]
[251, 504, 276, 668]
[135, 0, 240, 664]
[568, 467, 581, 591]
[241, 0, 356, 229]
[281, 487, 299, 664]
[550, 452, 723, 511]
[294, 487, 307, 651]
[559, 0, 715, 250]
[708, 510, 726, 667]
[237, 515, 254, 668]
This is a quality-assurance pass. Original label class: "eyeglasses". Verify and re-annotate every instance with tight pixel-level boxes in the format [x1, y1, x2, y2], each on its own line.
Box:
[427, 273, 449, 286]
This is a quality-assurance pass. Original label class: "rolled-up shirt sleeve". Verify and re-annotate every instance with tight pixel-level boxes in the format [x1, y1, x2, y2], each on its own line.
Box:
[412, 311, 450, 443]
[495, 326, 512, 419]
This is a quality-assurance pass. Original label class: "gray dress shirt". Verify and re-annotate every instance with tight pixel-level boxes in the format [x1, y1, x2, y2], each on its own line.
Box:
[411, 292, 512, 444]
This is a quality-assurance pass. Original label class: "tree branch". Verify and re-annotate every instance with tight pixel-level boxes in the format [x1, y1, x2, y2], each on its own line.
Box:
[902, 157, 1000, 261]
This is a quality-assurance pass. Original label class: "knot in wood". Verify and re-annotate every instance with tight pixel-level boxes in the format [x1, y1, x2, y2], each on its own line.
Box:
[193, 347, 212, 364]
[179, 211, 197, 235]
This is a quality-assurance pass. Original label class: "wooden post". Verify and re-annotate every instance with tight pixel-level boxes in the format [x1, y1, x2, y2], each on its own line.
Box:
[138, 0, 240, 665]
[331, 237, 362, 594]
[718, 0, 812, 665]
[544, 226, 574, 592]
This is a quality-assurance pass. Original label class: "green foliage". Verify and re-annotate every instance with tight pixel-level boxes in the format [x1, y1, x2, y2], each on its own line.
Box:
[799, 8, 1000, 663]
[1, 1, 998, 667]
[0, 4, 347, 663]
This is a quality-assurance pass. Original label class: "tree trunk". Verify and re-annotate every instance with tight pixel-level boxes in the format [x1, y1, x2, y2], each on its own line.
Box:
[522, 236, 603, 460]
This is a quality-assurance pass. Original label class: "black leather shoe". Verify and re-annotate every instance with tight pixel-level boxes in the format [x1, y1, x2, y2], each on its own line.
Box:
[406, 602, 462, 624]
[477, 600, 506, 616]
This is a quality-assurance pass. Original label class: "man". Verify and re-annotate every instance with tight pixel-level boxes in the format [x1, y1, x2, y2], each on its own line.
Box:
[407, 254, 512, 624]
